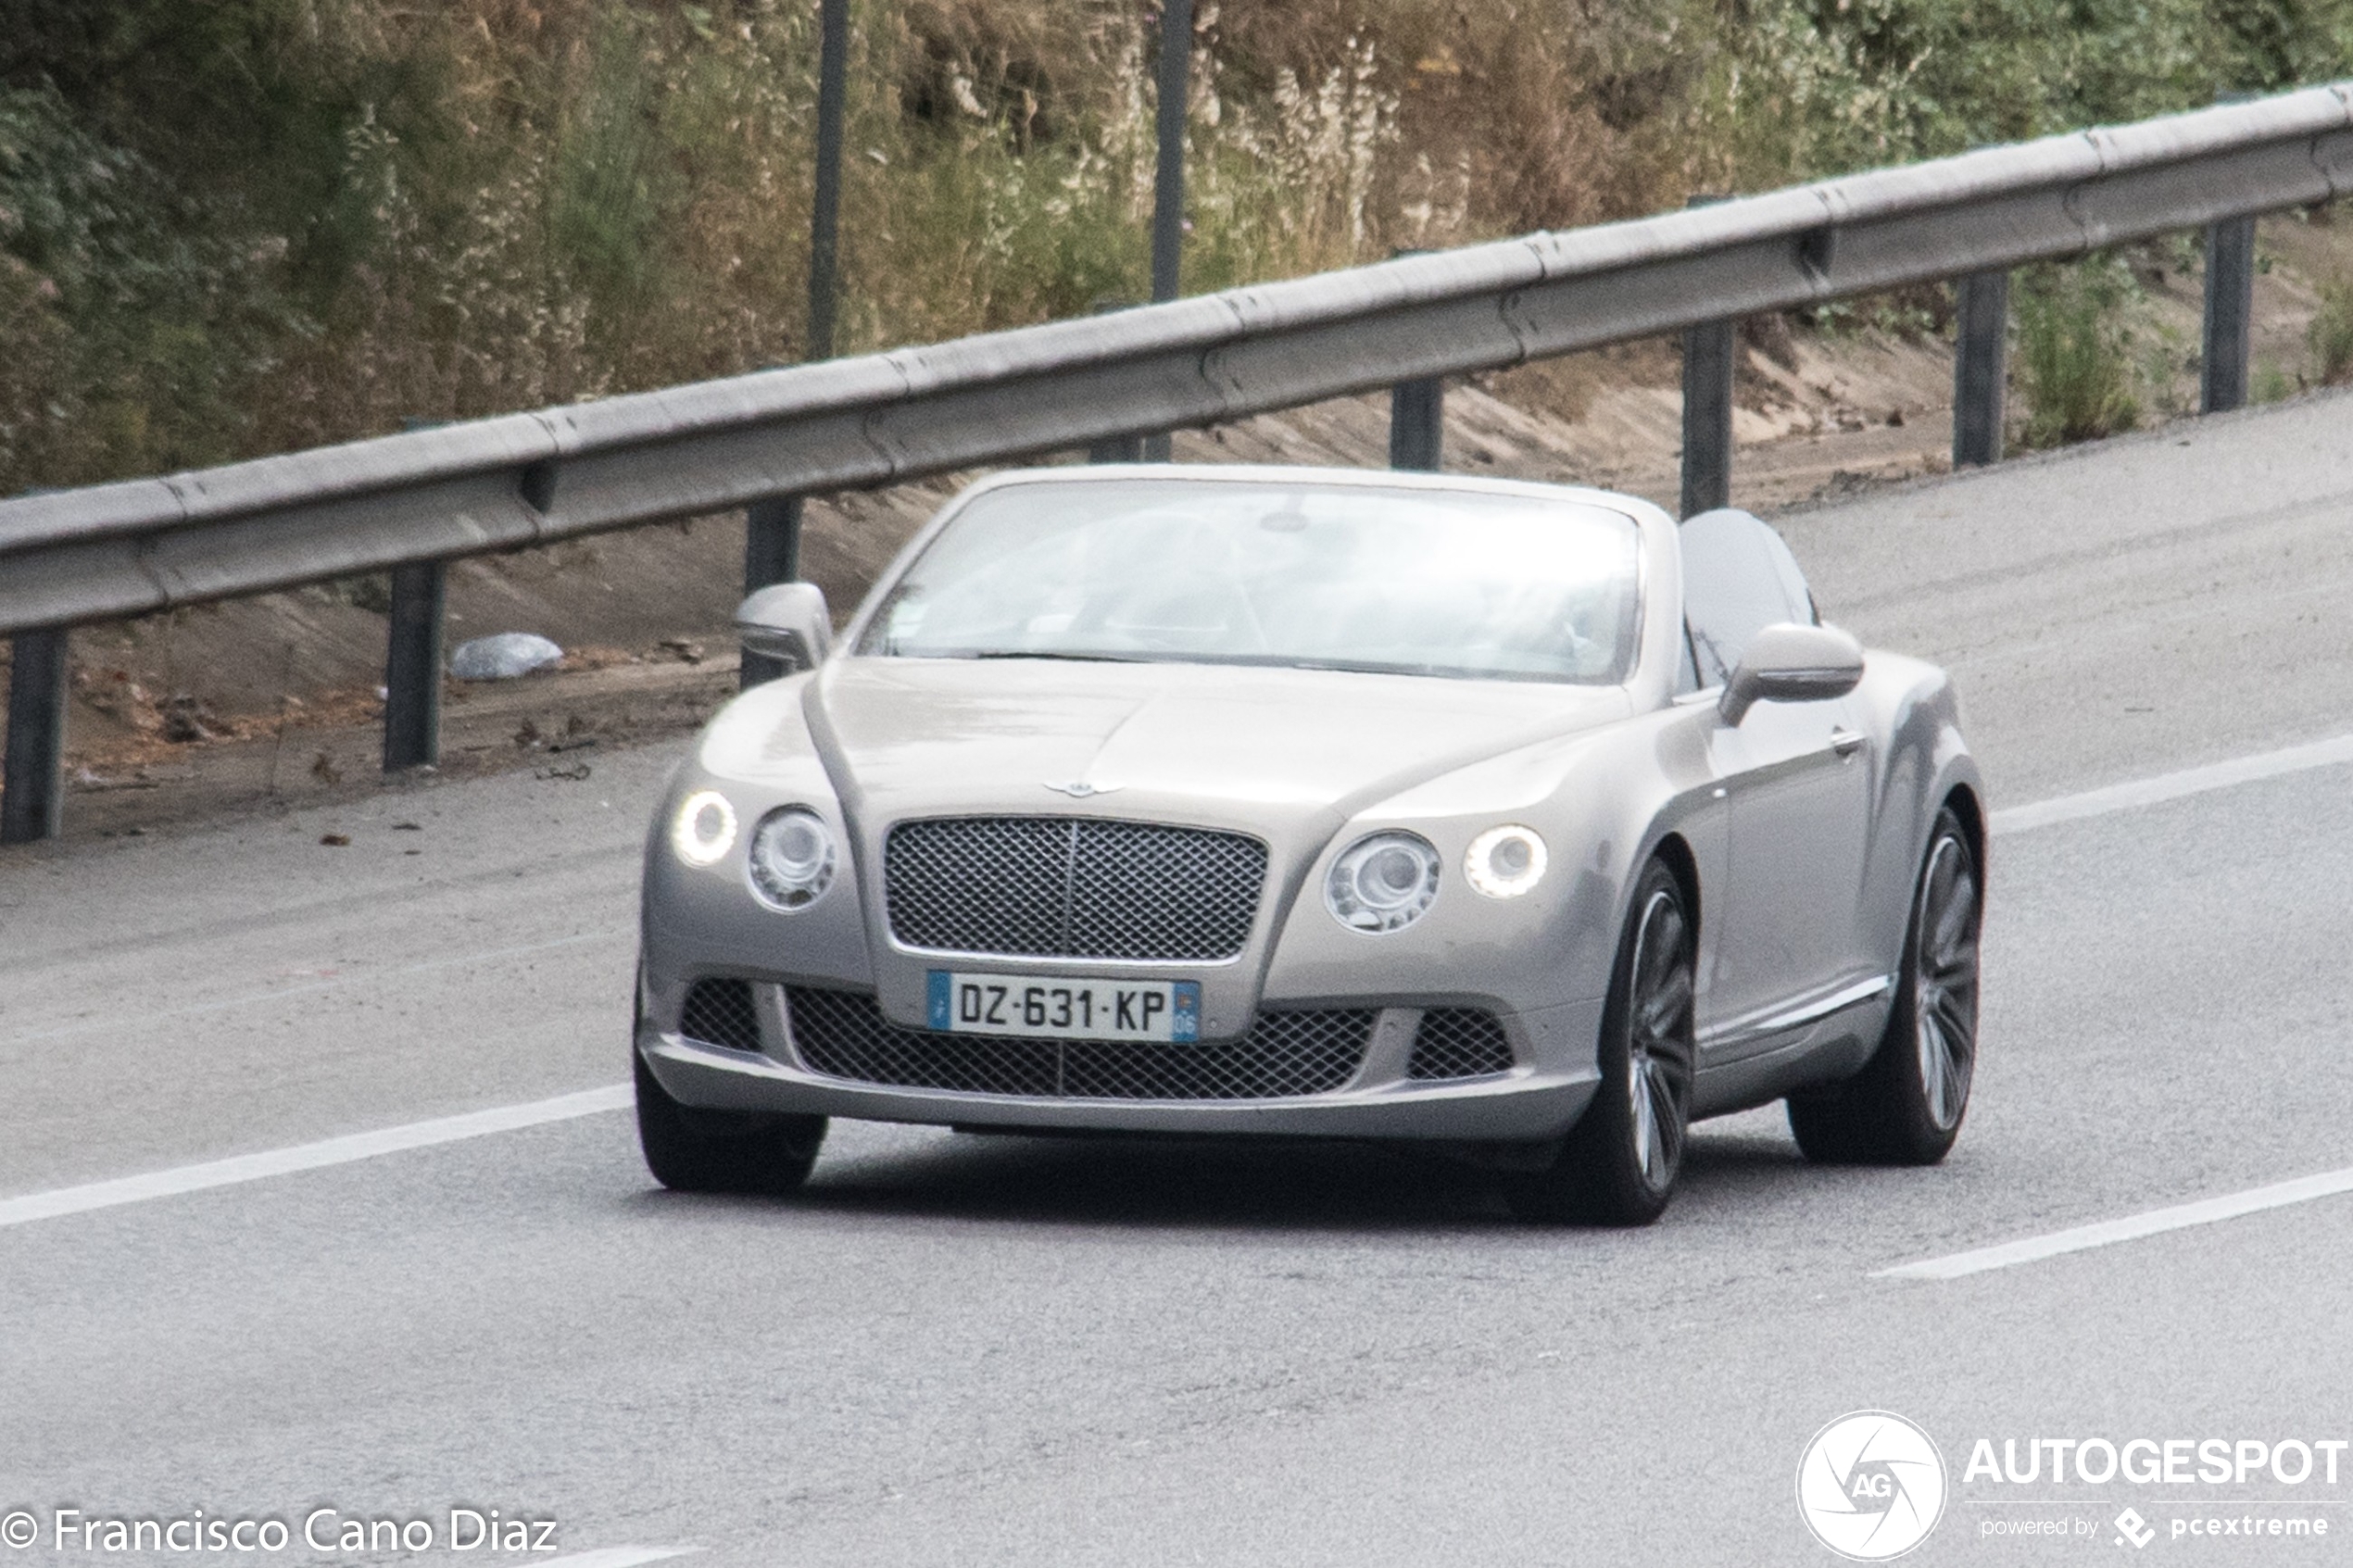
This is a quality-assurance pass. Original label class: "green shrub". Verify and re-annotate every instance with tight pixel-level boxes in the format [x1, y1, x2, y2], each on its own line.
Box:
[0, 83, 300, 487]
[10, 0, 2353, 495]
[2014, 258, 2145, 447]
[2309, 274, 2353, 384]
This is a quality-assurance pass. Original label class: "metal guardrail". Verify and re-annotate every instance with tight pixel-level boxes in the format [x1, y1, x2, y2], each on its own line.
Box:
[5, 84, 2351, 840]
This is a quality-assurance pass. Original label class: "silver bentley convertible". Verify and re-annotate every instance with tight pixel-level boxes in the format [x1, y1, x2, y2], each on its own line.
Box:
[634, 466, 1984, 1223]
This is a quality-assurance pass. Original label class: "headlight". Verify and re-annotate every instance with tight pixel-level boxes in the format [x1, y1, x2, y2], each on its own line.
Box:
[748, 806, 837, 910]
[1325, 831, 1441, 933]
[671, 790, 737, 867]
[1465, 824, 1548, 898]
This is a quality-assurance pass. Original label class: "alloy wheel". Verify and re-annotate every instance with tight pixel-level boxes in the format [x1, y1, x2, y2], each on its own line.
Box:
[1911, 832, 1980, 1133]
[1626, 887, 1696, 1191]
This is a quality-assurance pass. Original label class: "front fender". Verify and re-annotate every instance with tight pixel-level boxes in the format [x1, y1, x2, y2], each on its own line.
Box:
[1847, 654, 1983, 971]
[1256, 704, 1725, 1076]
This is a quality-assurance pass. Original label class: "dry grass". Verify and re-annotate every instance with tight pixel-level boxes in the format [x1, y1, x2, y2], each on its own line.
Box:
[4, 0, 2345, 491]
[0, 0, 1755, 493]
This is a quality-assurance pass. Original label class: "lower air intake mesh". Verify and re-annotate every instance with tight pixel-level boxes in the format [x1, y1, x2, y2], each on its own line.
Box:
[678, 977, 762, 1054]
[785, 987, 1375, 1100]
[1405, 1008, 1515, 1080]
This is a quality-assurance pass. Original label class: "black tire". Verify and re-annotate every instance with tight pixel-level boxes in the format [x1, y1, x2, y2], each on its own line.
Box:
[1508, 859, 1696, 1226]
[1788, 805, 1981, 1166]
[635, 1047, 827, 1195]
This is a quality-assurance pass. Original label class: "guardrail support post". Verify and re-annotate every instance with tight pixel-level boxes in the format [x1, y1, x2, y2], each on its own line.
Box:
[1086, 296, 1150, 463]
[1385, 245, 1442, 472]
[4, 628, 69, 843]
[382, 562, 446, 771]
[1390, 377, 1443, 471]
[1679, 195, 1735, 518]
[1952, 270, 2009, 468]
[1680, 319, 1734, 518]
[2202, 214, 2256, 414]
[740, 496, 804, 688]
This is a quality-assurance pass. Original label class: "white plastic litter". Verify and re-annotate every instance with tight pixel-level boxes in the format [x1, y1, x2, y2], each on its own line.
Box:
[449, 633, 563, 680]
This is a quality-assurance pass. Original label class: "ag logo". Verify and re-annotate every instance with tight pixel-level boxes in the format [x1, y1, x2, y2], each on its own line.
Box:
[1796, 1410, 1947, 1561]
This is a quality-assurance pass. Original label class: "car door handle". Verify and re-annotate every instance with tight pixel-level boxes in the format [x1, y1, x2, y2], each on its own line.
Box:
[1830, 727, 1867, 757]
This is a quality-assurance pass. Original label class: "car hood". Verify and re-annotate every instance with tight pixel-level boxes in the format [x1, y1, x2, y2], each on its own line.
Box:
[799, 657, 1630, 840]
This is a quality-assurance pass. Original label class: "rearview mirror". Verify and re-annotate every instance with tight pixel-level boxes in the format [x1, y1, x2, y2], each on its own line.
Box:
[735, 582, 833, 674]
[1718, 622, 1863, 725]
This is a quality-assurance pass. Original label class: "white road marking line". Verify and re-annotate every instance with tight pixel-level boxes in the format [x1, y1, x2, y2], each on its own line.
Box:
[0, 1085, 631, 1232]
[7, 928, 629, 1047]
[537, 1549, 697, 1568]
[1992, 732, 2353, 835]
[1875, 1165, 2353, 1280]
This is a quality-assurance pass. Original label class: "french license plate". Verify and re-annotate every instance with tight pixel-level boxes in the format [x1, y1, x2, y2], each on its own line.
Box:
[926, 971, 1202, 1043]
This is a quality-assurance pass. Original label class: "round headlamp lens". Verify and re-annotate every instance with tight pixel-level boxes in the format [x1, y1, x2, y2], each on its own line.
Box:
[1325, 831, 1441, 933]
[749, 807, 837, 910]
[1466, 824, 1548, 898]
[671, 790, 737, 867]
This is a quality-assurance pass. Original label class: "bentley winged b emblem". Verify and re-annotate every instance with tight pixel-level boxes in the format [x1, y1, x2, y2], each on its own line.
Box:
[1043, 779, 1124, 798]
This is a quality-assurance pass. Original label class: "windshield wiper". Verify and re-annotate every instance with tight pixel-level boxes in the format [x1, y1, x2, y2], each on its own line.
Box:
[968, 649, 1153, 663]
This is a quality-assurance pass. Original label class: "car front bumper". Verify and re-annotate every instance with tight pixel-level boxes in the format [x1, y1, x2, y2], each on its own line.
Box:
[636, 990, 1604, 1143]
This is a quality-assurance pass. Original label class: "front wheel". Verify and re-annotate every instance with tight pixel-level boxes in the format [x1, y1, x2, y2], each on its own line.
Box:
[635, 1047, 828, 1195]
[1508, 859, 1696, 1226]
[1789, 805, 1981, 1165]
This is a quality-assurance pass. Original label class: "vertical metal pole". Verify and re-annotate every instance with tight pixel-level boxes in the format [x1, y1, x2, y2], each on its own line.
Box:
[741, 1, 846, 690]
[1952, 270, 2009, 468]
[1150, 0, 1191, 307]
[2, 628, 69, 844]
[1139, 0, 1192, 463]
[2202, 214, 2256, 414]
[382, 561, 446, 771]
[1389, 377, 1443, 471]
[807, 0, 850, 363]
[1679, 195, 1734, 519]
[741, 496, 804, 689]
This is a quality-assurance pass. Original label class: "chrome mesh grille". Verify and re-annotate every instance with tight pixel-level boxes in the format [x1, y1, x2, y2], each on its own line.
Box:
[885, 817, 1267, 960]
[678, 978, 762, 1054]
[785, 987, 1373, 1100]
[1406, 1008, 1515, 1080]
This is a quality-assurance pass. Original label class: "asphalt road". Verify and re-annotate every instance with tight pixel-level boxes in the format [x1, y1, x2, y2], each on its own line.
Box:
[6, 392, 2353, 1566]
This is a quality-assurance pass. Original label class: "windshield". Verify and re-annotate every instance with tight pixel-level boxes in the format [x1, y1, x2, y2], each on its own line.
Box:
[855, 479, 1644, 684]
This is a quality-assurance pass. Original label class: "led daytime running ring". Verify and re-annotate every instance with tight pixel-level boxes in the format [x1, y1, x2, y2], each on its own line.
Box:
[671, 790, 737, 867]
[1465, 824, 1548, 898]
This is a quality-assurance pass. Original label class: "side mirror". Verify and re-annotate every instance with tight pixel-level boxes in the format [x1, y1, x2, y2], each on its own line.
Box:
[1718, 622, 1863, 725]
[735, 582, 833, 674]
